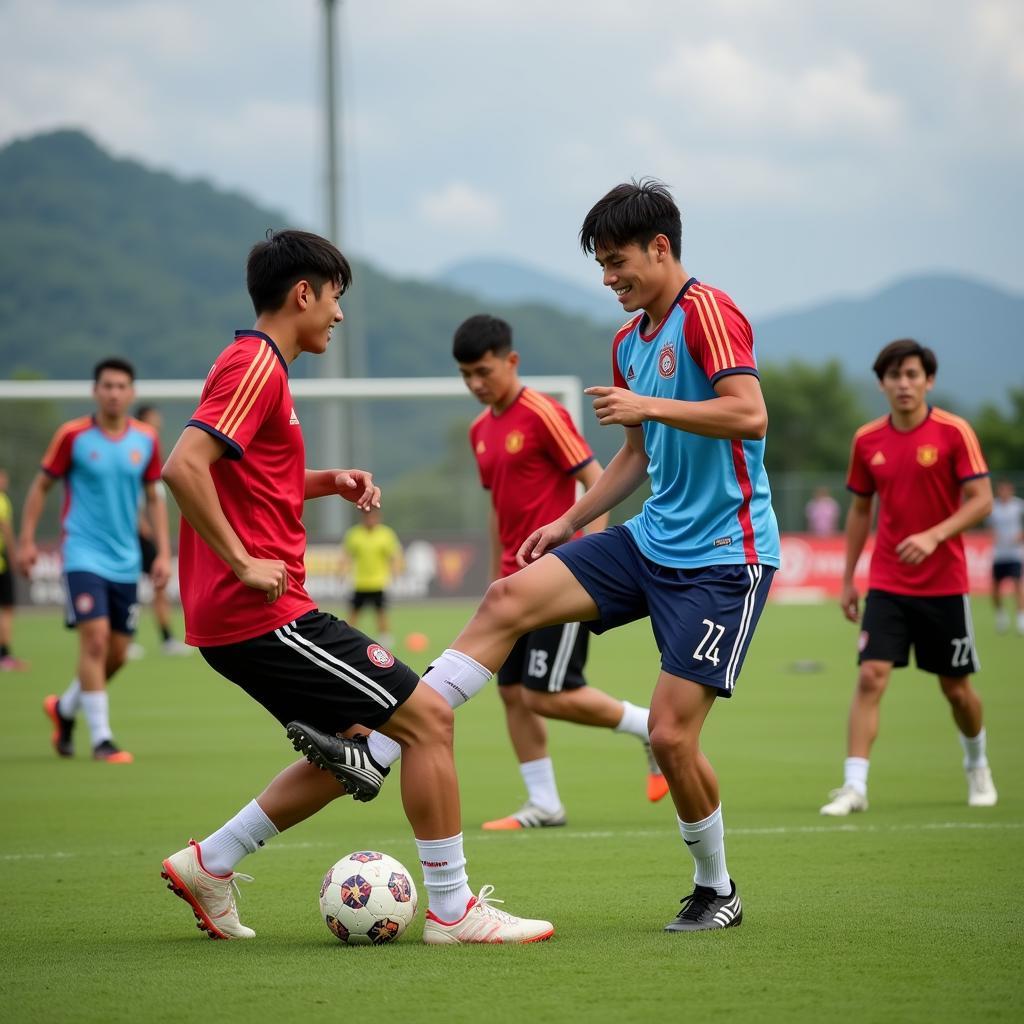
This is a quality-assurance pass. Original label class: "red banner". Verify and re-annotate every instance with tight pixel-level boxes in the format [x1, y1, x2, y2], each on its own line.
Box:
[774, 533, 995, 602]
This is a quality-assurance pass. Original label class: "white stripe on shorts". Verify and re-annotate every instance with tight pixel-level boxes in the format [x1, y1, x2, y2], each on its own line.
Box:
[725, 565, 763, 691]
[547, 622, 580, 693]
[962, 595, 981, 673]
[273, 622, 397, 709]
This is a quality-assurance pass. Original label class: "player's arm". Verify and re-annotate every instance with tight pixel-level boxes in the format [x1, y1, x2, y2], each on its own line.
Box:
[573, 458, 609, 534]
[162, 427, 288, 601]
[840, 493, 874, 622]
[585, 373, 767, 440]
[142, 480, 172, 588]
[304, 469, 380, 511]
[16, 472, 56, 576]
[895, 476, 994, 566]
[518, 428, 649, 565]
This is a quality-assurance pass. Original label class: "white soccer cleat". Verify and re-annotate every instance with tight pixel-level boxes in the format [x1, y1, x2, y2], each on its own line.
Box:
[481, 802, 567, 830]
[422, 885, 554, 945]
[966, 765, 998, 807]
[161, 840, 255, 939]
[819, 785, 869, 816]
[160, 637, 193, 656]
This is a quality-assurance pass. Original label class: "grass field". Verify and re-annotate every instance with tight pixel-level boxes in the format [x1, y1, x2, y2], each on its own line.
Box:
[1, 600, 1021, 1023]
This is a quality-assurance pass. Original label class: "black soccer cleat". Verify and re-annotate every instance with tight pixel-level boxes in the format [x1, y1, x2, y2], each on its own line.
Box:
[664, 880, 743, 932]
[43, 694, 75, 758]
[286, 722, 389, 803]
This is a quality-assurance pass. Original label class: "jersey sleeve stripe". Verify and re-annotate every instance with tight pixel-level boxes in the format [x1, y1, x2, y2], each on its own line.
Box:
[40, 417, 91, 467]
[692, 286, 738, 368]
[852, 416, 888, 441]
[521, 391, 589, 465]
[932, 410, 988, 474]
[214, 343, 274, 435]
[215, 345, 276, 438]
[685, 290, 726, 372]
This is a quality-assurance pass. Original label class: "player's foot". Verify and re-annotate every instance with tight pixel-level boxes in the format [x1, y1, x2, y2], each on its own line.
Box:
[0, 654, 29, 671]
[92, 739, 134, 764]
[160, 637, 193, 656]
[664, 880, 742, 932]
[966, 765, 998, 807]
[43, 694, 75, 757]
[422, 885, 554, 944]
[642, 740, 670, 802]
[126, 642, 146, 661]
[286, 721, 389, 802]
[819, 785, 868, 816]
[481, 802, 567, 830]
[161, 840, 255, 939]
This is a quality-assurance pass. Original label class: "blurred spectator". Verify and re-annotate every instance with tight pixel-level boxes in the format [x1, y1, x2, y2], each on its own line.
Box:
[989, 479, 1024, 634]
[805, 486, 840, 536]
[0, 467, 28, 670]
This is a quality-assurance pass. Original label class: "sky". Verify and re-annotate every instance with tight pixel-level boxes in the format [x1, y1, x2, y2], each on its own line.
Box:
[1, 0, 1022, 317]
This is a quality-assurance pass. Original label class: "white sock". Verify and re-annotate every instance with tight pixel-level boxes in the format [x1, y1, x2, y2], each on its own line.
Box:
[366, 649, 493, 770]
[614, 700, 650, 740]
[519, 757, 562, 813]
[80, 691, 112, 746]
[58, 678, 82, 719]
[844, 757, 869, 797]
[199, 799, 279, 876]
[678, 805, 730, 896]
[959, 728, 988, 770]
[417, 833, 473, 922]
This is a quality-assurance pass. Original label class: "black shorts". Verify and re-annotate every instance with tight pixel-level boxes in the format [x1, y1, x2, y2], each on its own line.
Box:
[200, 611, 419, 733]
[0, 566, 13, 607]
[859, 589, 980, 677]
[351, 589, 386, 611]
[497, 623, 589, 693]
[993, 560, 1022, 583]
[139, 534, 157, 576]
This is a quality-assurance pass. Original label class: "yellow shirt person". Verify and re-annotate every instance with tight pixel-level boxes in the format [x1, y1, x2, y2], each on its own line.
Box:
[342, 509, 402, 645]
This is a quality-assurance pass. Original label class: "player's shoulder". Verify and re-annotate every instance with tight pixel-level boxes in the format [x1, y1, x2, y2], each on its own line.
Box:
[51, 416, 95, 444]
[929, 406, 979, 437]
[681, 280, 743, 316]
[469, 408, 490, 433]
[613, 314, 643, 344]
[210, 332, 286, 377]
[519, 386, 569, 419]
[852, 415, 890, 443]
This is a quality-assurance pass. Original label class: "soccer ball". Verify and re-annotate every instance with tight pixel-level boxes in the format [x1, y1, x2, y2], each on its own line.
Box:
[319, 851, 418, 945]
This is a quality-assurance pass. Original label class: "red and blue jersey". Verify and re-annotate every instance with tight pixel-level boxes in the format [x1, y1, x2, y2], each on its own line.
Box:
[41, 416, 162, 582]
[612, 279, 780, 569]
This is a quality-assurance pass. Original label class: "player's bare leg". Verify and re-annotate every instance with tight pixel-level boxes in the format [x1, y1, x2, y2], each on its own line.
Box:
[500, 684, 549, 762]
[66, 618, 132, 763]
[939, 675, 997, 807]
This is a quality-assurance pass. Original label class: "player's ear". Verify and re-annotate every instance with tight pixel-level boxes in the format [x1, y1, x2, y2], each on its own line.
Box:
[508, 350, 520, 370]
[294, 279, 311, 310]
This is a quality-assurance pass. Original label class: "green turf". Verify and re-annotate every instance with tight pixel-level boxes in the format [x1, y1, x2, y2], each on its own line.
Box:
[1, 601, 1021, 1023]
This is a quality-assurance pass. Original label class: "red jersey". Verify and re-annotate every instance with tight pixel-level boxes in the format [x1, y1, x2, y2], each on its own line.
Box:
[847, 407, 988, 596]
[179, 331, 315, 646]
[470, 387, 593, 578]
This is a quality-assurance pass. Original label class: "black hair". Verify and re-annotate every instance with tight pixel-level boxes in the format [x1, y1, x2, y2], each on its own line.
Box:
[872, 339, 938, 380]
[135, 404, 157, 420]
[452, 314, 513, 363]
[580, 178, 682, 260]
[93, 357, 136, 382]
[246, 229, 353, 315]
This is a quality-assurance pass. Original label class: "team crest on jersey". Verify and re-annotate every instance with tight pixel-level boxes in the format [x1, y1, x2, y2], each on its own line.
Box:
[658, 342, 677, 379]
[75, 593, 95, 615]
[475, 440, 486, 454]
[870, 451, 886, 466]
[130, 449, 142, 464]
[367, 644, 395, 669]
[505, 430, 525, 454]
[289, 407, 300, 426]
[916, 444, 938, 467]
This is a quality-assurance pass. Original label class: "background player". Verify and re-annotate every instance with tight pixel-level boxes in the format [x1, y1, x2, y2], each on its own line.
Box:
[821, 339, 998, 815]
[989, 480, 1024, 634]
[159, 229, 551, 944]
[359, 180, 780, 932]
[341, 506, 402, 647]
[454, 313, 666, 830]
[18, 358, 170, 762]
[134, 404, 190, 657]
[0, 467, 28, 671]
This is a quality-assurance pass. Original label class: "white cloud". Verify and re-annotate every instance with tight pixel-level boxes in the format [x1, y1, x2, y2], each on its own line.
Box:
[416, 182, 502, 231]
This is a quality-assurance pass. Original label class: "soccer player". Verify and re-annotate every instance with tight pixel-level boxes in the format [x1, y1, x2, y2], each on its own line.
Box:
[341, 507, 402, 647]
[820, 339, 998, 816]
[18, 358, 170, 761]
[338, 180, 780, 932]
[989, 480, 1024, 634]
[454, 313, 667, 829]
[134, 405, 190, 657]
[0, 467, 28, 671]
[159, 229, 551, 944]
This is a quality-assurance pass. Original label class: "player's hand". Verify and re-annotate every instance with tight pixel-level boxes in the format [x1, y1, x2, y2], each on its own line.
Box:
[15, 539, 37, 577]
[584, 386, 649, 427]
[235, 557, 289, 602]
[839, 582, 860, 623]
[335, 470, 381, 512]
[517, 516, 575, 567]
[149, 554, 172, 590]
[895, 530, 939, 565]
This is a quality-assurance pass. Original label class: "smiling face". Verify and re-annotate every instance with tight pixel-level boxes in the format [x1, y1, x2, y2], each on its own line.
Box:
[458, 350, 520, 410]
[296, 278, 344, 356]
[595, 236, 676, 315]
[879, 355, 933, 418]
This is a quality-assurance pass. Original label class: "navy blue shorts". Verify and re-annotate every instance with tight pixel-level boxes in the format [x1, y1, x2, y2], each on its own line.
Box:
[64, 571, 139, 635]
[552, 526, 774, 696]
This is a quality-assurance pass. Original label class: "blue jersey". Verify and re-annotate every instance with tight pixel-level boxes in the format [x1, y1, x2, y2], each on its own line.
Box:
[611, 279, 780, 569]
[41, 416, 162, 582]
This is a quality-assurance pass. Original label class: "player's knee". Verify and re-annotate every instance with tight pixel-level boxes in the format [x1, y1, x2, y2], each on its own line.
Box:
[939, 677, 971, 706]
[478, 576, 529, 632]
[521, 689, 552, 715]
[856, 662, 889, 696]
[80, 631, 109, 662]
[498, 684, 523, 709]
[648, 722, 697, 765]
